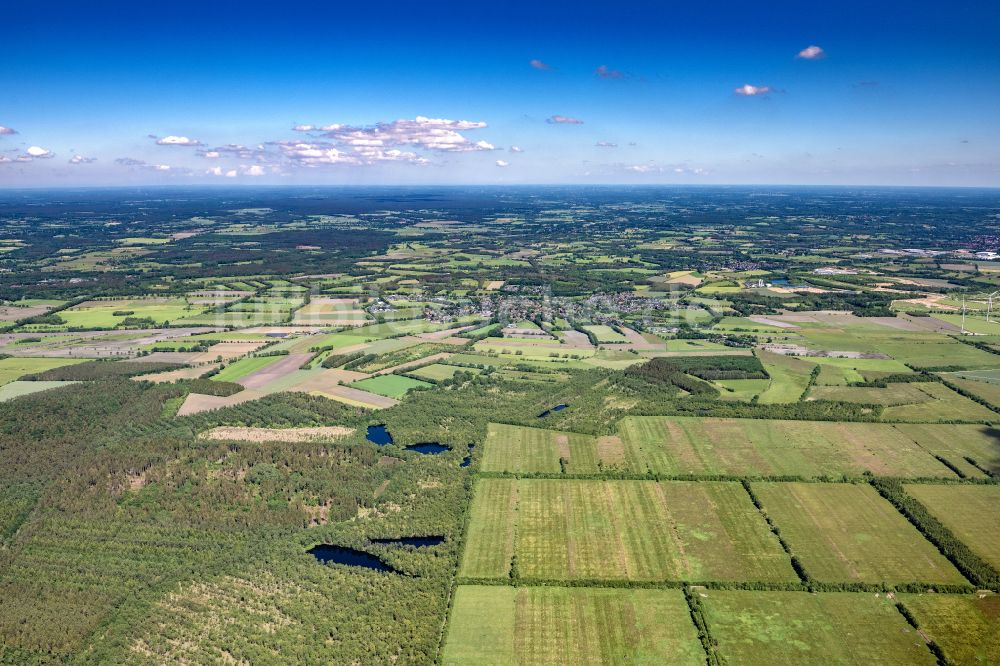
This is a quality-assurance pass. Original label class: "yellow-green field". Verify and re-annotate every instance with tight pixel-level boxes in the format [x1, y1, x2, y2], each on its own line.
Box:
[460, 478, 796, 583]
[752, 482, 966, 584]
[904, 484, 1000, 569]
[616, 416, 958, 478]
[703, 590, 938, 665]
[442, 586, 704, 665]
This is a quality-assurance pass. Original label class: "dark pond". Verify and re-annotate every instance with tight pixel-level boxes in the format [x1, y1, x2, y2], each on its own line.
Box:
[460, 443, 475, 467]
[366, 424, 393, 446]
[405, 443, 450, 455]
[371, 536, 445, 547]
[307, 544, 398, 573]
[538, 404, 568, 417]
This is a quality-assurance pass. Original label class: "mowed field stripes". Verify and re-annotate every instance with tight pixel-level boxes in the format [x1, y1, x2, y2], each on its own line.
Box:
[479, 418, 1000, 479]
[459, 479, 796, 583]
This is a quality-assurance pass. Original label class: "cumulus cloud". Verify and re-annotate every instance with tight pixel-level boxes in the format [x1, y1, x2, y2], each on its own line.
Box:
[25, 146, 54, 159]
[625, 164, 660, 173]
[529, 59, 551, 70]
[318, 116, 492, 153]
[495, 160, 510, 167]
[595, 141, 618, 148]
[547, 115, 584, 125]
[734, 84, 772, 96]
[595, 65, 626, 79]
[154, 135, 202, 146]
[292, 124, 315, 132]
[68, 155, 96, 164]
[198, 144, 261, 160]
[244, 165, 266, 176]
[796, 45, 825, 60]
[509, 145, 524, 153]
[0, 126, 16, 135]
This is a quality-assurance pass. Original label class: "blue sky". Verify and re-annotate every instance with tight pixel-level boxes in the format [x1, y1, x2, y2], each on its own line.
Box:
[1, 0, 998, 187]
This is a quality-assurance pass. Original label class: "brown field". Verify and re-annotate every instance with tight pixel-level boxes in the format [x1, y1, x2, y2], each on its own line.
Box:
[175, 389, 267, 416]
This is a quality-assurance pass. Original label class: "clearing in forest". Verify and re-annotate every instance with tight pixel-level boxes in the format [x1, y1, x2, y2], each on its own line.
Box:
[198, 426, 355, 443]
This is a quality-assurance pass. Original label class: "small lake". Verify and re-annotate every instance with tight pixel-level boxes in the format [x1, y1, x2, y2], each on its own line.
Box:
[405, 443, 450, 455]
[371, 536, 445, 547]
[461, 443, 475, 467]
[538, 404, 568, 417]
[307, 544, 398, 573]
[366, 425, 393, 446]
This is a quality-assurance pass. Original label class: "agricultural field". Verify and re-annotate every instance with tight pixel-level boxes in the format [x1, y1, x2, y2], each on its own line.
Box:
[480, 423, 602, 474]
[616, 416, 956, 478]
[752, 482, 965, 584]
[406, 363, 481, 382]
[702, 591, 938, 665]
[461, 478, 796, 583]
[898, 593, 1000, 665]
[903, 484, 1000, 569]
[350, 374, 432, 398]
[0, 356, 87, 385]
[442, 586, 704, 666]
[0, 188, 998, 662]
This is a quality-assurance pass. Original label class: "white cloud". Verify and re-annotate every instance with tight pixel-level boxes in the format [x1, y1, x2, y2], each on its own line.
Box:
[796, 45, 825, 60]
[509, 145, 524, 153]
[0, 126, 16, 136]
[319, 116, 492, 153]
[292, 124, 315, 132]
[155, 135, 202, 146]
[734, 84, 772, 96]
[530, 59, 551, 70]
[25, 146, 54, 159]
[68, 155, 96, 164]
[244, 165, 265, 176]
[595, 141, 618, 148]
[496, 160, 510, 167]
[547, 115, 584, 125]
[625, 164, 660, 173]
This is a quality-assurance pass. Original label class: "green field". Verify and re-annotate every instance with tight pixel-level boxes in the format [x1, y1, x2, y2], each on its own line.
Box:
[442, 586, 704, 665]
[943, 375, 1000, 408]
[899, 593, 1000, 665]
[406, 363, 481, 382]
[753, 482, 965, 584]
[879, 382, 997, 422]
[0, 380, 78, 402]
[892, 423, 1000, 478]
[55, 298, 195, 329]
[349, 374, 432, 398]
[703, 591, 937, 665]
[460, 478, 796, 583]
[617, 416, 955, 479]
[904, 484, 1000, 569]
[583, 325, 627, 343]
[756, 350, 815, 403]
[211, 355, 286, 383]
[480, 423, 601, 474]
[0, 357, 87, 386]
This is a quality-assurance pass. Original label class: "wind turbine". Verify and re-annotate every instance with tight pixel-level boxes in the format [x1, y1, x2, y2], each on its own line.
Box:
[987, 291, 1000, 323]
